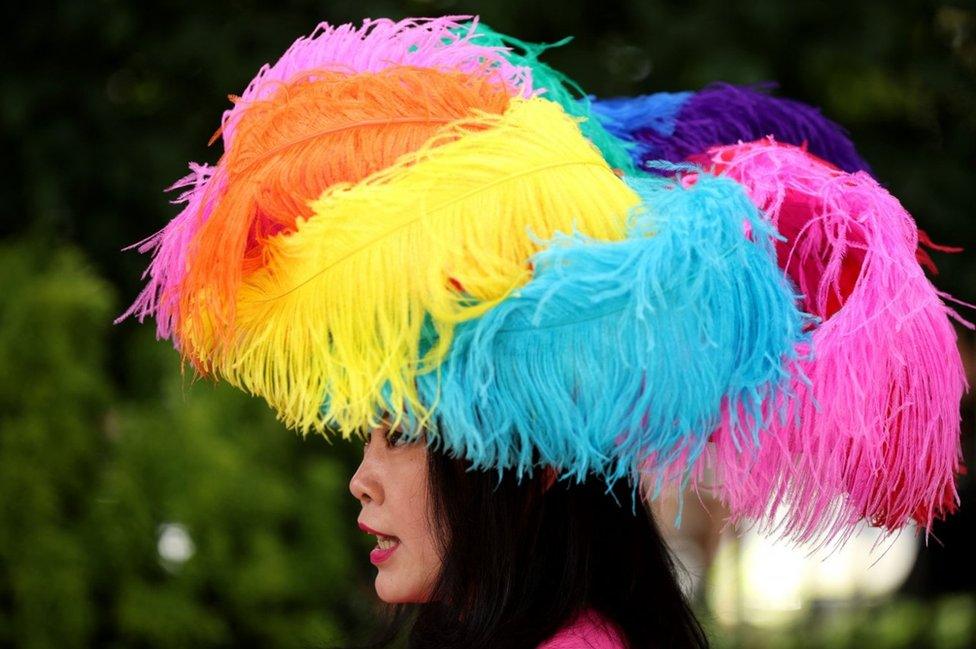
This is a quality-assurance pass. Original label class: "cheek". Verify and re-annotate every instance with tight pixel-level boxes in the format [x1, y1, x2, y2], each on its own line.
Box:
[374, 448, 442, 603]
[374, 538, 441, 603]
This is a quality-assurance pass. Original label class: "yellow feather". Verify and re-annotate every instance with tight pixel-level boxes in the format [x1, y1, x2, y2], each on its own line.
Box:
[193, 97, 641, 435]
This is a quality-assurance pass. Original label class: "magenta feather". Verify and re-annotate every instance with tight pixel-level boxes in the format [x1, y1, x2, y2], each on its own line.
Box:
[681, 138, 970, 546]
[116, 163, 223, 340]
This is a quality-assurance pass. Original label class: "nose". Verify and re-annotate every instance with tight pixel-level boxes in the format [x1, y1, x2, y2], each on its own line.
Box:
[349, 438, 383, 506]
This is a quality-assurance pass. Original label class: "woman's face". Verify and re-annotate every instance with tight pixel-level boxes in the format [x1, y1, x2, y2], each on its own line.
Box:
[349, 423, 441, 603]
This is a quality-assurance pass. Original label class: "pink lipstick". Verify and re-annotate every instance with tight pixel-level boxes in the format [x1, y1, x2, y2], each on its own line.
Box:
[370, 543, 399, 565]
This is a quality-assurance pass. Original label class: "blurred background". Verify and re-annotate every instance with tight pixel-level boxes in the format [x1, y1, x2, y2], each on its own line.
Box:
[2, 0, 974, 647]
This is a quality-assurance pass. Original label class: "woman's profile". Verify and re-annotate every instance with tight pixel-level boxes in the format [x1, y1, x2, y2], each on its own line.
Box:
[348, 423, 709, 648]
[117, 14, 967, 649]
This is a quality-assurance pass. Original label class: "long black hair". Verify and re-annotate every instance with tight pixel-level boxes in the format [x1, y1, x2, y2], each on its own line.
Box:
[353, 444, 710, 649]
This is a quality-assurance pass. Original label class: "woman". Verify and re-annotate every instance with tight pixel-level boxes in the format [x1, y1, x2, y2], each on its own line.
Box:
[348, 423, 710, 648]
[117, 14, 965, 649]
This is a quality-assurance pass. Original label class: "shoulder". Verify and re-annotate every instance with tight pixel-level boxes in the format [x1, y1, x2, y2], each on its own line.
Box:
[537, 609, 627, 649]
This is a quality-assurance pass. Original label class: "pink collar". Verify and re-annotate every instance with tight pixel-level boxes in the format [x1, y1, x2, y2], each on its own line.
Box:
[537, 609, 625, 648]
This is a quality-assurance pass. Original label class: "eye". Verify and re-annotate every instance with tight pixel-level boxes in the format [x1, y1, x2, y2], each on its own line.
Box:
[385, 425, 417, 448]
[386, 427, 405, 447]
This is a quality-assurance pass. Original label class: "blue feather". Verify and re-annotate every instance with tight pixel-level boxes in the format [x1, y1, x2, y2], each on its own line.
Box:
[589, 91, 693, 158]
[401, 171, 808, 485]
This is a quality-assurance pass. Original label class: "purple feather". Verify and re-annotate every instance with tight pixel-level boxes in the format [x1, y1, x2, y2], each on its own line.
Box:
[598, 82, 872, 173]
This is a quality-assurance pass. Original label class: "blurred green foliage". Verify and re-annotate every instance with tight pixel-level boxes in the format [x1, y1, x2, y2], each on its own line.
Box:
[2, 0, 974, 647]
[0, 243, 375, 646]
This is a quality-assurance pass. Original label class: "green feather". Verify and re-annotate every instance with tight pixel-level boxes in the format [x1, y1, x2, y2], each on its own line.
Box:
[465, 21, 640, 175]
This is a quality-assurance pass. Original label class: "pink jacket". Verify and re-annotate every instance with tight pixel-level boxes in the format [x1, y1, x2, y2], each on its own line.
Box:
[537, 609, 626, 648]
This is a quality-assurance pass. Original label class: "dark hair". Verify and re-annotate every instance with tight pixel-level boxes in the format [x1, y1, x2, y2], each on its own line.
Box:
[354, 444, 710, 649]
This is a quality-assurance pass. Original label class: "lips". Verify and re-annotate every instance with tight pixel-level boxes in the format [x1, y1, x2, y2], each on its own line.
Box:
[369, 542, 399, 565]
[359, 521, 401, 565]
[357, 522, 383, 535]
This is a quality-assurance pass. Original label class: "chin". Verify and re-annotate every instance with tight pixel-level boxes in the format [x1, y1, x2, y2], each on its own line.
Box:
[374, 573, 431, 604]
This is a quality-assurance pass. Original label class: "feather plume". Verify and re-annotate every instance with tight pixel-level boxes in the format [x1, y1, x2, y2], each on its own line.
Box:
[175, 67, 514, 357]
[685, 139, 968, 545]
[592, 82, 871, 173]
[391, 171, 807, 486]
[115, 162, 223, 340]
[589, 90, 693, 141]
[118, 17, 531, 338]
[192, 97, 640, 435]
[466, 22, 638, 173]
[216, 15, 533, 148]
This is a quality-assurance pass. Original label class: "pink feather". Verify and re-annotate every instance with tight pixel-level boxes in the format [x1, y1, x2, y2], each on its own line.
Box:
[685, 138, 970, 546]
[115, 163, 224, 340]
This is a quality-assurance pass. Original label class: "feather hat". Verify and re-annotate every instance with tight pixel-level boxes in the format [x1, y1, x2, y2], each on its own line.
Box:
[118, 16, 966, 547]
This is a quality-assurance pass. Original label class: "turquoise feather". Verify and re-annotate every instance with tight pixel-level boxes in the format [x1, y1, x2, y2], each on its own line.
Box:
[405, 170, 809, 485]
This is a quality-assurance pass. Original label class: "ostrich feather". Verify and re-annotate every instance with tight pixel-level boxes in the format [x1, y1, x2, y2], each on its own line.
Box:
[396, 171, 807, 486]
[592, 82, 871, 173]
[193, 97, 640, 435]
[466, 22, 638, 173]
[684, 139, 968, 545]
